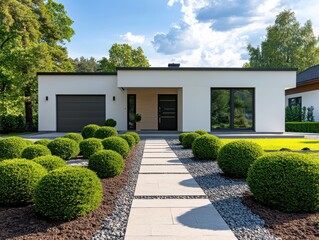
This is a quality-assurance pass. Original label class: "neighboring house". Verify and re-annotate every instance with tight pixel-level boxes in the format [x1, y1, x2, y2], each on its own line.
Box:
[38, 64, 296, 132]
[285, 64, 319, 121]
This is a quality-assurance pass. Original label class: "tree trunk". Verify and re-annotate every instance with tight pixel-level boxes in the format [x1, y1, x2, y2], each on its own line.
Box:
[25, 85, 33, 131]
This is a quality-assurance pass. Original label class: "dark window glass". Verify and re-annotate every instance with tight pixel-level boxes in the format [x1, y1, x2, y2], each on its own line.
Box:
[127, 94, 136, 130]
[288, 97, 302, 108]
[211, 88, 254, 130]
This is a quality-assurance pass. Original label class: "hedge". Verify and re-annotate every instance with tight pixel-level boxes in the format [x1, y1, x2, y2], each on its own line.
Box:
[285, 122, 319, 133]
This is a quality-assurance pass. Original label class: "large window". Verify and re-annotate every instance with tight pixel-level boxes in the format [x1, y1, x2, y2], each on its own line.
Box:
[211, 88, 254, 130]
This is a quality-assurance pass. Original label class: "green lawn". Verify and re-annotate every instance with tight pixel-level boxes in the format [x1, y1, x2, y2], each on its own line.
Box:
[222, 138, 319, 151]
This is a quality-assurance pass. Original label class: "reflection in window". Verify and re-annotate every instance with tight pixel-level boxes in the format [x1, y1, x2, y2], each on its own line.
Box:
[127, 94, 136, 130]
[288, 97, 301, 108]
[211, 88, 254, 130]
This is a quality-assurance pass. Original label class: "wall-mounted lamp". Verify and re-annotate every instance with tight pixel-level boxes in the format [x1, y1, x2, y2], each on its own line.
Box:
[45, 96, 49, 101]
[113, 96, 115, 101]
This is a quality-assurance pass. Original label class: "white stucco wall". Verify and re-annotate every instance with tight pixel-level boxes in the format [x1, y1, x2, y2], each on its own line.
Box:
[38, 75, 127, 131]
[285, 90, 319, 121]
[118, 70, 296, 132]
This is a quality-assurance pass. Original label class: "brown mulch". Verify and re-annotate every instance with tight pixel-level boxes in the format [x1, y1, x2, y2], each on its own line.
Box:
[242, 192, 319, 240]
[0, 147, 137, 240]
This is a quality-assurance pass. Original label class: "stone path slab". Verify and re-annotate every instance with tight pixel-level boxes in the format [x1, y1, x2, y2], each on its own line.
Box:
[141, 157, 182, 165]
[125, 199, 237, 239]
[143, 153, 177, 158]
[139, 165, 188, 173]
[134, 174, 206, 196]
[143, 149, 174, 153]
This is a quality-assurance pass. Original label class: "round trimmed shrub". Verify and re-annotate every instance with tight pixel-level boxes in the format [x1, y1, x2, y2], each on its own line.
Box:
[81, 124, 100, 139]
[94, 126, 118, 139]
[126, 132, 140, 144]
[0, 137, 28, 160]
[47, 138, 80, 160]
[105, 118, 117, 127]
[32, 155, 67, 171]
[179, 132, 188, 144]
[195, 129, 208, 135]
[247, 152, 319, 212]
[24, 139, 34, 145]
[0, 159, 47, 206]
[34, 139, 52, 146]
[34, 167, 102, 220]
[120, 134, 136, 149]
[192, 135, 222, 160]
[217, 140, 264, 178]
[63, 133, 83, 143]
[21, 145, 51, 160]
[89, 150, 124, 178]
[182, 132, 200, 149]
[79, 138, 103, 159]
[101, 137, 130, 158]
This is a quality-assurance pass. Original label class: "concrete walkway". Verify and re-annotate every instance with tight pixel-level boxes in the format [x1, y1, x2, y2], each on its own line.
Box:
[125, 139, 237, 240]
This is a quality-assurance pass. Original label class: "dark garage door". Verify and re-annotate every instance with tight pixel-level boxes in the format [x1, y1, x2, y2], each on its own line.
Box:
[57, 95, 105, 132]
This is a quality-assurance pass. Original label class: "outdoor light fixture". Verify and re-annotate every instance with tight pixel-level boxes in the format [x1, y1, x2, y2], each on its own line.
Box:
[113, 96, 115, 101]
[45, 96, 49, 101]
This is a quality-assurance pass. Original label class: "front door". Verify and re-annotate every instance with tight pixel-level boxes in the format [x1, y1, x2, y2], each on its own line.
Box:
[158, 95, 177, 130]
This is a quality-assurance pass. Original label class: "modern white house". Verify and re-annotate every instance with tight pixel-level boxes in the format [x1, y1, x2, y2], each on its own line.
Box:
[286, 64, 319, 121]
[38, 64, 296, 132]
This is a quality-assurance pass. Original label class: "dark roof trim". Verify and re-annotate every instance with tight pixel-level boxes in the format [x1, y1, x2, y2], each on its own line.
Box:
[117, 67, 298, 71]
[297, 77, 319, 86]
[37, 72, 117, 76]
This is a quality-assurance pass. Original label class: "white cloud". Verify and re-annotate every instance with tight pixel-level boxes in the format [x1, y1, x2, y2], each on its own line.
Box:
[150, 0, 319, 67]
[120, 32, 145, 45]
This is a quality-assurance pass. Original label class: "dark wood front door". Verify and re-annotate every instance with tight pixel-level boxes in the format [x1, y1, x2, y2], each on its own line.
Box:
[158, 95, 177, 130]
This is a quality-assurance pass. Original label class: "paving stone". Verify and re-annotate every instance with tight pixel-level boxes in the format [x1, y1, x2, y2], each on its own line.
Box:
[141, 158, 182, 165]
[143, 153, 177, 158]
[134, 174, 206, 196]
[139, 165, 188, 173]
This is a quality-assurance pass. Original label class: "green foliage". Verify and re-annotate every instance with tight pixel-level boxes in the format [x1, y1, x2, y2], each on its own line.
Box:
[34, 139, 52, 146]
[307, 106, 315, 122]
[94, 126, 118, 139]
[179, 132, 189, 144]
[126, 132, 140, 144]
[21, 145, 51, 160]
[194, 130, 208, 135]
[47, 138, 80, 160]
[246, 10, 319, 72]
[34, 167, 102, 220]
[285, 106, 302, 122]
[104, 118, 117, 127]
[285, 122, 319, 133]
[88, 150, 124, 178]
[0, 159, 47, 206]
[32, 155, 66, 171]
[218, 140, 264, 178]
[98, 43, 150, 72]
[63, 132, 84, 143]
[82, 124, 100, 139]
[192, 135, 222, 160]
[182, 132, 200, 149]
[0, 0, 75, 129]
[101, 137, 130, 158]
[0, 137, 28, 160]
[79, 138, 103, 159]
[120, 134, 136, 149]
[247, 152, 319, 212]
[71, 57, 98, 72]
[0, 114, 25, 133]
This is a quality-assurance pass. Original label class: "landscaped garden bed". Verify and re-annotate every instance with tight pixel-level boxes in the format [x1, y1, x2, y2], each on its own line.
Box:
[0, 123, 143, 240]
[170, 132, 319, 240]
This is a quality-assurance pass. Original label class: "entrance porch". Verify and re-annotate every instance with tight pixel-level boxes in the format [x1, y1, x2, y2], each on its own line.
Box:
[127, 88, 183, 131]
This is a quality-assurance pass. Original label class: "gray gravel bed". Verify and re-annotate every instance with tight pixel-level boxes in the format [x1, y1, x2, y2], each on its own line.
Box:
[167, 139, 280, 240]
[89, 140, 145, 240]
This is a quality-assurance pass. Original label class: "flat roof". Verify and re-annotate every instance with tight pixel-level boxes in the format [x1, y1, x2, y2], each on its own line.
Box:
[117, 67, 298, 71]
[37, 72, 117, 76]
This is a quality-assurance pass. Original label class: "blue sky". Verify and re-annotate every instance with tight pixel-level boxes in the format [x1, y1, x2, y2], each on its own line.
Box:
[56, 0, 319, 67]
